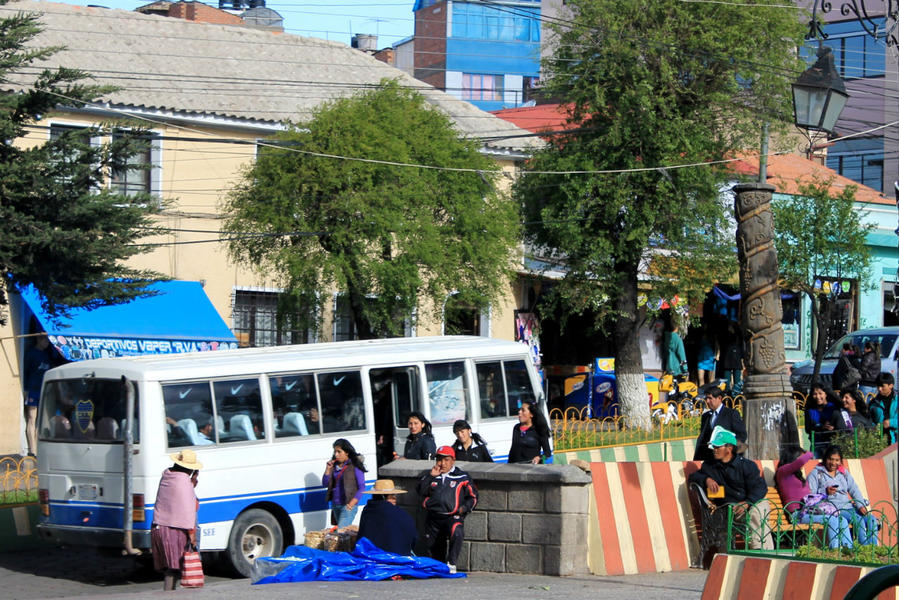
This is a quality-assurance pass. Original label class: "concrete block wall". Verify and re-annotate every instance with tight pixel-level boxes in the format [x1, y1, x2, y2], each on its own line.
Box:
[379, 460, 592, 576]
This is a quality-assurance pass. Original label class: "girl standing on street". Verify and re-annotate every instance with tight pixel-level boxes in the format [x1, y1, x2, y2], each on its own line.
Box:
[322, 438, 367, 527]
[151, 449, 203, 591]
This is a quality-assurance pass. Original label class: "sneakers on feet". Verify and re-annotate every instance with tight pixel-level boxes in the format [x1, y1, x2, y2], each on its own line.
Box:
[447, 563, 457, 574]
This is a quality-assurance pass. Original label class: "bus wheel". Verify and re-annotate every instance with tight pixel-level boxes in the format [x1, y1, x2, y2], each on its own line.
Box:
[226, 508, 283, 578]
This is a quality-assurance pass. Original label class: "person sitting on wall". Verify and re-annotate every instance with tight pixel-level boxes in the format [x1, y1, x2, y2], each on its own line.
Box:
[417, 446, 477, 573]
[357, 479, 417, 555]
[688, 426, 773, 550]
[693, 388, 747, 462]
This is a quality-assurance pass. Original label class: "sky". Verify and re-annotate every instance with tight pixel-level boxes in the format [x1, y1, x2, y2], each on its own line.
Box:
[58, 0, 417, 47]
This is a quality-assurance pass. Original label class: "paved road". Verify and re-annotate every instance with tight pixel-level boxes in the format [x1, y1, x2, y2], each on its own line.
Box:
[0, 546, 708, 600]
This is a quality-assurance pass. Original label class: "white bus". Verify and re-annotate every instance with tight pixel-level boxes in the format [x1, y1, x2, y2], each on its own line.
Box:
[35, 336, 543, 576]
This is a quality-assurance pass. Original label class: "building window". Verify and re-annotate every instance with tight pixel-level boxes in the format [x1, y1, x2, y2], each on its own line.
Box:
[462, 73, 503, 101]
[333, 294, 412, 341]
[883, 281, 899, 327]
[444, 294, 490, 336]
[801, 21, 885, 79]
[782, 293, 801, 350]
[110, 129, 160, 198]
[232, 289, 310, 347]
[826, 138, 883, 192]
[452, 3, 540, 42]
[49, 124, 94, 182]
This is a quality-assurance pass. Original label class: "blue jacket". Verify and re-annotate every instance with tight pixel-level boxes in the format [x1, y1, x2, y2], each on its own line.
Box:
[357, 499, 417, 555]
[868, 392, 898, 444]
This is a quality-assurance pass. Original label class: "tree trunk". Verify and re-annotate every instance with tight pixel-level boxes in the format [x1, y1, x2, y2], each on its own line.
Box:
[612, 261, 650, 430]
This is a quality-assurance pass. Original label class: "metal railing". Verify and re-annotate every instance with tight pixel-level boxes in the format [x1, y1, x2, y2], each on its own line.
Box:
[726, 499, 898, 566]
[0, 456, 38, 506]
[551, 395, 759, 452]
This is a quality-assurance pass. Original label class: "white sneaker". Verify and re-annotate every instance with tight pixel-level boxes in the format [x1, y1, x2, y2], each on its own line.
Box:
[447, 563, 457, 574]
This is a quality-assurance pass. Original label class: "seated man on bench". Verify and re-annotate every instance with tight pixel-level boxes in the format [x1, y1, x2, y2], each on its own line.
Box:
[689, 426, 773, 550]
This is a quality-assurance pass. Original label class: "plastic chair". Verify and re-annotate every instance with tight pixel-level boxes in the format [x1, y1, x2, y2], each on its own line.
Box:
[51, 415, 71, 439]
[97, 417, 119, 440]
[282, 411, 308, 436]
[177, 418, 200, 445]
[230, 414, 256, 441]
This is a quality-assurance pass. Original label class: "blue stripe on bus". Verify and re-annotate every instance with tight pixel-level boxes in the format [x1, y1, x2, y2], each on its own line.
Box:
[46, 480, 377, 530]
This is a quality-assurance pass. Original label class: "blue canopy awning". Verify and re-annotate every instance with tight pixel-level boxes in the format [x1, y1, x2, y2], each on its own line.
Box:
[19, 280, 238, 361]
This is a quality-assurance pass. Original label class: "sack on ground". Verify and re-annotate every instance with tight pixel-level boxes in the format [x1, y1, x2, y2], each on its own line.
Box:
[181, 550, 204, 588]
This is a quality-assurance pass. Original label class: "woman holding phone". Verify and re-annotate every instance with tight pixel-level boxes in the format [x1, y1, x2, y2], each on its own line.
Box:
[322, 438, 367, 527]
[807, 445, 879, 545]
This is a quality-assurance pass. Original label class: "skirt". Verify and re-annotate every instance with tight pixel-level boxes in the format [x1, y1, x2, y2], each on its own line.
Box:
[151, 524, 189, 571]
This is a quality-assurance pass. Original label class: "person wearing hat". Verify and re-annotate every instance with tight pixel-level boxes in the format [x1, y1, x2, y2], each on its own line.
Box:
[451, 420, 493, 462]
[151, 449, 203, 591]
[693, 387, 747, 462]
[416, 445, 478, 573]
[688, 426, 772, 550]
[357, 479, 417, 555]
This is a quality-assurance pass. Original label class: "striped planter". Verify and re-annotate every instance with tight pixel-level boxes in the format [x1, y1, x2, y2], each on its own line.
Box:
[584, 456, 895, 576]
[702, 554, 899, 600]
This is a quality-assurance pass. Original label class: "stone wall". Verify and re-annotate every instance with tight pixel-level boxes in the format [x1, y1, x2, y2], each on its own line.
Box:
[378, 460, 592, 576]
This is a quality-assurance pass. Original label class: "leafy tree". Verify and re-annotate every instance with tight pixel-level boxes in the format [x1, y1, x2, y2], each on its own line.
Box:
[0, 3, 160, 323]
[223, 80, 519, 339]
[516, 0, 805, 427]
[773, 178, 873, 383]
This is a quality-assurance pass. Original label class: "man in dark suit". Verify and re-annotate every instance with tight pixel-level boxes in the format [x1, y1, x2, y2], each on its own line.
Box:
[693, 387, 747, 461]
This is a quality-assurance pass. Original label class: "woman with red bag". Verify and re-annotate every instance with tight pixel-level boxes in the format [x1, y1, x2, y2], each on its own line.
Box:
[151, 449, 203, 591]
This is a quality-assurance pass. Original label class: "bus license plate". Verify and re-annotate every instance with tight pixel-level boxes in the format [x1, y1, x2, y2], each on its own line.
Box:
[77, 484, 98, 501]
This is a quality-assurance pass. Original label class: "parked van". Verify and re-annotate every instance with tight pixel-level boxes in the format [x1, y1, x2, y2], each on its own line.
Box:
[789, 327, 899, 395]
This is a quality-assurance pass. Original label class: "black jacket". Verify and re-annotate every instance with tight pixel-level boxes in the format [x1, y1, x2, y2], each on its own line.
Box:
[358, 498, 417, 555]
[451, 440, 493, 462]
[688, 454, 767, 505]
[693, 406, 748, 462]
[403, 432, 436, 460]
[417, 466, 477, 516]
[508, 423, 552, 463]
[859, 351, 881, 385]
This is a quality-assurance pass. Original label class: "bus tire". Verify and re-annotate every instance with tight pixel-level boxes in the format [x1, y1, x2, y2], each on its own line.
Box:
[226, 508, 283, 578]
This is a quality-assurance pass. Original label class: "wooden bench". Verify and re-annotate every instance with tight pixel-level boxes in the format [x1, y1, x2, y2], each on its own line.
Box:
[689, 483, 826, 568]
[764, 486, 826, 548]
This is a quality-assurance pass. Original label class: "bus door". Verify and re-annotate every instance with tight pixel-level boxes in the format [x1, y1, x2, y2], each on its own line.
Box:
[368, 366, 422, 467]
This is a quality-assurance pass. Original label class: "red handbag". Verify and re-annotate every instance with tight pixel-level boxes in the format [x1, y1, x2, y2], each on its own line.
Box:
[181, 549, 204, 588]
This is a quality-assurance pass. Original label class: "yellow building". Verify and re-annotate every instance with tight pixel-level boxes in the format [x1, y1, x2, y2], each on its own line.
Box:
[0, 1, 543, 454]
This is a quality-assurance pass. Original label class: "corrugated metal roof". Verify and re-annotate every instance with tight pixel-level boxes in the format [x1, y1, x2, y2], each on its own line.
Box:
[1, 1, 541, 153]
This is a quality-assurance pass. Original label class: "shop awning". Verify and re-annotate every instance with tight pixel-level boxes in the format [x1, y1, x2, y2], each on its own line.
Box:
[19, 280, 238, 361]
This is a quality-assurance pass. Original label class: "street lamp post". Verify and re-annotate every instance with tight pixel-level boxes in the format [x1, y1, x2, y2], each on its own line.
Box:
[802, 1, 899, 315]
[733, 32, 850, 459]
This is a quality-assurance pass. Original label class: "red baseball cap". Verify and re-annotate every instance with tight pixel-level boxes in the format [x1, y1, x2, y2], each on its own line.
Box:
[436, 445, 455, 458]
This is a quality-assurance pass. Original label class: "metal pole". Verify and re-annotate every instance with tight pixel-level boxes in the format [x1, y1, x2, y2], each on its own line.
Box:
[122, 376, 140, 556]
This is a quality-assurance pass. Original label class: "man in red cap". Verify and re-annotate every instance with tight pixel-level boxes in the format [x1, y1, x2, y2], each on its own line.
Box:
[416, 445, 477, 573]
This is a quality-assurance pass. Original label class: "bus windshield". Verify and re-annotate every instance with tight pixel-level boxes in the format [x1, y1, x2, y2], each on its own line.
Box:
[39, 379, 138, 443]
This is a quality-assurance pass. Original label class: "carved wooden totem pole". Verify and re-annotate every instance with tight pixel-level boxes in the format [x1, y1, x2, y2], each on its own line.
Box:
[733, 182, 799, 459]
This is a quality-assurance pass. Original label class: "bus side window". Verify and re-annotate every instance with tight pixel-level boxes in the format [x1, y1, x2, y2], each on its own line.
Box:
[476, 362, 506, 419]
[270, 374, 316, 438]
[425, 362, 469, 425]
[317, 371, 365, 434]
[213, 378, 263, 443]
[503, 360, 536, 414]
[162, 382, 214, 448]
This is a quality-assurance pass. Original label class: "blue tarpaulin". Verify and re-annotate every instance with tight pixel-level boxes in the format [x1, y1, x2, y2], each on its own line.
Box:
[252, 538, 466, 584]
